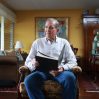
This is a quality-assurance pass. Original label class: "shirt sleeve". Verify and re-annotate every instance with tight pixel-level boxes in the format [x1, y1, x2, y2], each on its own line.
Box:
[25, 41, 37, 71]
[60, 41, 78, 70]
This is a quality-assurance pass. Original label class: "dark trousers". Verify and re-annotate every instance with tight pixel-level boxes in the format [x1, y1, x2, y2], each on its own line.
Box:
[24, 70, 76, 99]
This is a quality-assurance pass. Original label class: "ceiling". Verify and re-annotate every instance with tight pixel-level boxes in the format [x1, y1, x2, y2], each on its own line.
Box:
[2, 0, 99, 11]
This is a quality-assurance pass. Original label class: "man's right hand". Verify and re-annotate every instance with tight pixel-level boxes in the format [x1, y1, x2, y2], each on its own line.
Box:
[31, 58, 39, 68]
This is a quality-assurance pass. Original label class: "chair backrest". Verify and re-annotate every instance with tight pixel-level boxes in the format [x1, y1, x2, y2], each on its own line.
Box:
[70, 45, 78, 55]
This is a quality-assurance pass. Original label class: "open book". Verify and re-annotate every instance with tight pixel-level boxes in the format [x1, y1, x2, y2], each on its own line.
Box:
[35, 45, 65, 71]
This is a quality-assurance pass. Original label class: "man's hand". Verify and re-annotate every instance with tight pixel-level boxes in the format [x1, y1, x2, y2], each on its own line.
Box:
[49, 67, 64, 77]
[49, 70, 59, 77]
[31, 58, 39, 68]
[58, 67, 64, 72]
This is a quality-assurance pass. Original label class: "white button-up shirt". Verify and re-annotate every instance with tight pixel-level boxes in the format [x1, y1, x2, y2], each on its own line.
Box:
[25, 37, 77, 71]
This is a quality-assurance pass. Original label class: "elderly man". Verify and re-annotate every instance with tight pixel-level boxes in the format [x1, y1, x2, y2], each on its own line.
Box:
[24, 18, 78, 99]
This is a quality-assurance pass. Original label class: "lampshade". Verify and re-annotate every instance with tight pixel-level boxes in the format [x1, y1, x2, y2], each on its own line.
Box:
[15, 41, 23, 49]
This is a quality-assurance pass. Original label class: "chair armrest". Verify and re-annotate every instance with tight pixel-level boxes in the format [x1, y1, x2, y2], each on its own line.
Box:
[18, 65, 82, 82]
[19, 66, 31, 82]
[71, 66, 82, 74]
[19, 66, 30, 74]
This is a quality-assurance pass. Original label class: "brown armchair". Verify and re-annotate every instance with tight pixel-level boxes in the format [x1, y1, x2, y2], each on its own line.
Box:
[17, 65, 82, 99]
[0, 56, 18, 87]
[0, 56, 18, 99]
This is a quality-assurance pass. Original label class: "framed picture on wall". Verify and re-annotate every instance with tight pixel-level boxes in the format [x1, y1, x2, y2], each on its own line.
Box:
[35, 17, 69, 39]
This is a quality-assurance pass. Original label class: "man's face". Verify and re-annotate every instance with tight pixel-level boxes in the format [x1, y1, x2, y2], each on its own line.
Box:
[44, 21, 58, 40]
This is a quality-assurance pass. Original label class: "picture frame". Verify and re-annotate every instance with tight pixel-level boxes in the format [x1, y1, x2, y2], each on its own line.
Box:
[35, 17, 69, 39]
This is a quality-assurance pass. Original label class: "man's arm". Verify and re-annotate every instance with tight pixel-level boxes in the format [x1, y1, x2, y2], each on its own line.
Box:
[59, 41, 78, 70]
[25, 41, 38, 71]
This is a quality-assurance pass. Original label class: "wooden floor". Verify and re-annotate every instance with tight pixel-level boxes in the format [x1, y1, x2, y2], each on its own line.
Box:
[78, 73, 99, 99]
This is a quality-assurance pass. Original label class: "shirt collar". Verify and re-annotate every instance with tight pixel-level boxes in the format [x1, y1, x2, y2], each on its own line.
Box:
[45, 36, 58, 43]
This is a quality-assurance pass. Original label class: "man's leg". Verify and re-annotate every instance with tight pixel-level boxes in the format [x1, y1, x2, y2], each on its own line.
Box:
[55, 71, 77, 99]
[24, 71, 47, 99]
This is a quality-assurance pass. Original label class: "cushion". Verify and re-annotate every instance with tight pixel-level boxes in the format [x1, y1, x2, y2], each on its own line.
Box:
[4, 50, 16, 56]
[43, 80, 63, 99]
[19, 80, 63, 99]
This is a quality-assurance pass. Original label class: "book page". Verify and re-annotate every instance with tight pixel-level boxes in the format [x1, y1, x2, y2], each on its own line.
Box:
[37, 51, 58, 60]
[37, 44, 65, 63]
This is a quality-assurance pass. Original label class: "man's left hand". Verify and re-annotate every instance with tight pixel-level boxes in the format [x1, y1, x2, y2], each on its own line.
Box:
[49, 67, 64, 77]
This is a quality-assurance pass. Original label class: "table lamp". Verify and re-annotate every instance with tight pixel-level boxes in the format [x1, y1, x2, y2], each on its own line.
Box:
[15, 41, 23, 53]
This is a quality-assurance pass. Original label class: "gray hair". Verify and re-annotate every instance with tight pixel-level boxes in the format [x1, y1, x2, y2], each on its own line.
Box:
[45, 18, 59, 28]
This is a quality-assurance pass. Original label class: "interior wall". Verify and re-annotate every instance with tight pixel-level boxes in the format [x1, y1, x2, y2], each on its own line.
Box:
[14, 9, 84, 57]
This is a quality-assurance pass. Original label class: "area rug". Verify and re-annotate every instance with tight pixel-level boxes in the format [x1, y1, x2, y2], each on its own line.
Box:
[79, 74, 99, 93]
[85, 81, 99, 93]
